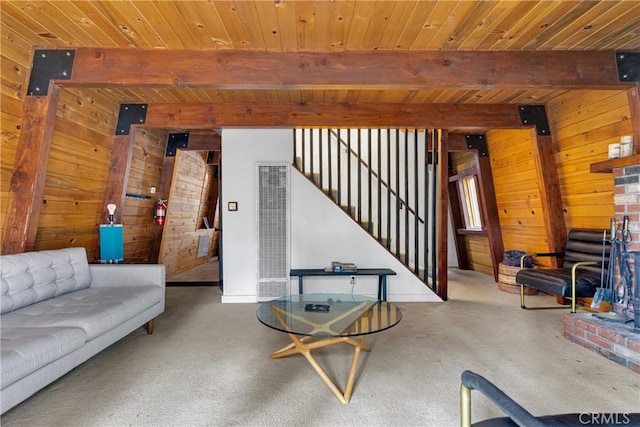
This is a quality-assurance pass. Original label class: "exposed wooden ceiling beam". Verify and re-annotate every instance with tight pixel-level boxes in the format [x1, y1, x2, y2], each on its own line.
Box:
[68, 49, 628, 90]
[144, 102, 523, 129]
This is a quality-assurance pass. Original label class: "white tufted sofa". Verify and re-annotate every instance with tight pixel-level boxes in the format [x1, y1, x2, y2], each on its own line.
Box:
[0, 247, 165, 414]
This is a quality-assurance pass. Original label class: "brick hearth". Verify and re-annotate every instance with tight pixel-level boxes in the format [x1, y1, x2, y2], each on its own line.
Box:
[563, 313, 640, 373]
[562, 159, 640, 372]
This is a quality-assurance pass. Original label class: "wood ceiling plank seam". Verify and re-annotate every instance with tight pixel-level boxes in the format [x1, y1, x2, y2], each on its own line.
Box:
[535, 1, 622, 50]
[252, 0, 283, 50]
[596, 10, 640, 51]
[551, 2, 638, 50]
[474, 1, 540, 50]
[328, 0, 356, 51]
[0, 15, 44, 66]
[91, 1, 161, 48]
[48, 1, 120, 47]
[214, 1, 251, 49]
[0, 2, 65, 49]
[7, 1, 86, 47]
[68, 1, 134, 47]
[500, 1, 582, 50]
[232, 0, 268, 50]
[272, 0, 297, 51]
[293, 0, 316, 50]
[392, 1, 436, 50]
[310, 0, 335, 51]
[444, 0, 510, 50]
[360, 0, 400, 50]
[129, 1, 185, 49]
[190, 1, 234, 49]
[418, 1, 479, 50]
[577, 3, 640, 49]
[151, 1, 202, 49]
[342, 0, 377, 49]
[487, 1, 560, 50]
[523, 1, 600, 50]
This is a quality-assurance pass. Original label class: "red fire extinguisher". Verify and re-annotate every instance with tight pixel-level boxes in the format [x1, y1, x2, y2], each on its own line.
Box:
[154, 199, 167, 226]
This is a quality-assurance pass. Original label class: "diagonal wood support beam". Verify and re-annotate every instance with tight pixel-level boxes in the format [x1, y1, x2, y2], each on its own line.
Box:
[68, 49, 629, 90]
[102, 133, 137, 226]
[530, 131, 566, 265]
[2, 85, 60, 254]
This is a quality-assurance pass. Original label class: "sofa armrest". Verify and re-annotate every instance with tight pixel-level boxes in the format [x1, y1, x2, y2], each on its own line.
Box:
[460, 370, 545, 427]
[89, 264, 165, 288]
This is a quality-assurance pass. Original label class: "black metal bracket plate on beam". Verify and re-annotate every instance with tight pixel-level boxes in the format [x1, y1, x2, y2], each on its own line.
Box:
[166, 133, 189, 157]
[27, 49, 75, 96]
[466, 134, 488, 157]
[616, 52, 640, 82]
[115, 104, 148, 135]
[518, 105, 550, 136]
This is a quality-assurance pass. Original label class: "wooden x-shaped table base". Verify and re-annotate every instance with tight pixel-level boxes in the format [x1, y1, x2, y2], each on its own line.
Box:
[270, 334, 371, 404]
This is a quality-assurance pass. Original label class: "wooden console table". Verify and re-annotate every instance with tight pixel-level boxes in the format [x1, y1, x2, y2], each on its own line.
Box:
[289, 268, 396, 301]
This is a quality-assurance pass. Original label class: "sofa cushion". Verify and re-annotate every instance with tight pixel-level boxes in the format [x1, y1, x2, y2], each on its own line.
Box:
[1, 285, 163, 340]
[0, 326, 87, 389]
[1, 248, 92, 314]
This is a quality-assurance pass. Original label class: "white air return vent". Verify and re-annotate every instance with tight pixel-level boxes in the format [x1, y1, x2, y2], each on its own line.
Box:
[256, 163, 290, 301]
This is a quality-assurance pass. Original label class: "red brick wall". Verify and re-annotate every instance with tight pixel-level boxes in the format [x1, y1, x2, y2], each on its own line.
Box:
[563, 313, 640, 373]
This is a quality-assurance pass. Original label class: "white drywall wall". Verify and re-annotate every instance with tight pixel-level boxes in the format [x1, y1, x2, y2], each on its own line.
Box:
[221, 128, 442, 303]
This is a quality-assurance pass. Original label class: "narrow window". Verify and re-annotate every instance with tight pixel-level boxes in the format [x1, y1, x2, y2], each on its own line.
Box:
[458, 175, 482, 230]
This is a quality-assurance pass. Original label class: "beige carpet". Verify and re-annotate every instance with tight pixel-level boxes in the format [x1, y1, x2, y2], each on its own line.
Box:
[2, 269, 638, 426]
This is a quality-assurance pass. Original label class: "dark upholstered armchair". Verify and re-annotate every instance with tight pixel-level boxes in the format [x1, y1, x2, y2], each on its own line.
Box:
[460, 370, 639, 426]
[515, 229, 609, 313]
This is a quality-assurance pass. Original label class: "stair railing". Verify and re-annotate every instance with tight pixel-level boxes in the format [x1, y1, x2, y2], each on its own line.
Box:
[293, 128, 439, 289]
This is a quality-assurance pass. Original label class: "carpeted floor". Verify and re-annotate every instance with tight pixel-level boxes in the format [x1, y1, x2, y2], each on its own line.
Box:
[2, 269, 638, 426]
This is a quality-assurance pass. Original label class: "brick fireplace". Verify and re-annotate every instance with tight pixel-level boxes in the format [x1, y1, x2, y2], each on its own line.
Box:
[563, 160, 640, 372]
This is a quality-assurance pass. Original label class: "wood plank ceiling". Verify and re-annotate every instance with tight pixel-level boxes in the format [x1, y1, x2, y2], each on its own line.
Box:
[3, 0, 640, 108]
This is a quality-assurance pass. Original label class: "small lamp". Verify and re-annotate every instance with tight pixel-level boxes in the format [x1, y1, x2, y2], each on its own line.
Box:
[107, 203, 116, 225]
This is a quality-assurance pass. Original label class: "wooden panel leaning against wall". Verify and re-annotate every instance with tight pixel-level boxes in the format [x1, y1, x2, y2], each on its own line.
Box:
[159, 149, 216, 277]
[34, 88, 121, 260]
[122, 127, 168, 263]
[487, 128, 550, 266]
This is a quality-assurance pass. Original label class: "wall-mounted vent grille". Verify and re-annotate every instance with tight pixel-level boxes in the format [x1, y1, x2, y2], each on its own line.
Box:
[256, 163, 290, 301]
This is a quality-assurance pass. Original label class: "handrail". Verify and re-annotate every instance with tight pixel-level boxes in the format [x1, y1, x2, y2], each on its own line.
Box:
[329, 129, 425, 224]
[294, 128, 436, 289]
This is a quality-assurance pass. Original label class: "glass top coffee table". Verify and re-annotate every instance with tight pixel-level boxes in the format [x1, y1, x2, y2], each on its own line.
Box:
[256, 293, 402, 404]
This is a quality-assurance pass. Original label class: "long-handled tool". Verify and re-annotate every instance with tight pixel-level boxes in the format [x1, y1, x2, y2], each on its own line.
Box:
[591, 229, 610, 309]
[594, 217, 632, 323]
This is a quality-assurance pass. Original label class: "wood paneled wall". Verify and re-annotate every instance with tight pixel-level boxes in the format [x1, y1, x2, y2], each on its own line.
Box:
[159, 150, 215, 276]
[487, 90, 630, 268]
[34, 88, 120, 258]
[122, 127, 167, 262]
[486, 128, 549, 265]
[547, 90, 629, 229]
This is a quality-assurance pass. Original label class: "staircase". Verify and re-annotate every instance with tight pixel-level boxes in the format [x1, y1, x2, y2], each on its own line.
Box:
[293, 128, 442, 293]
